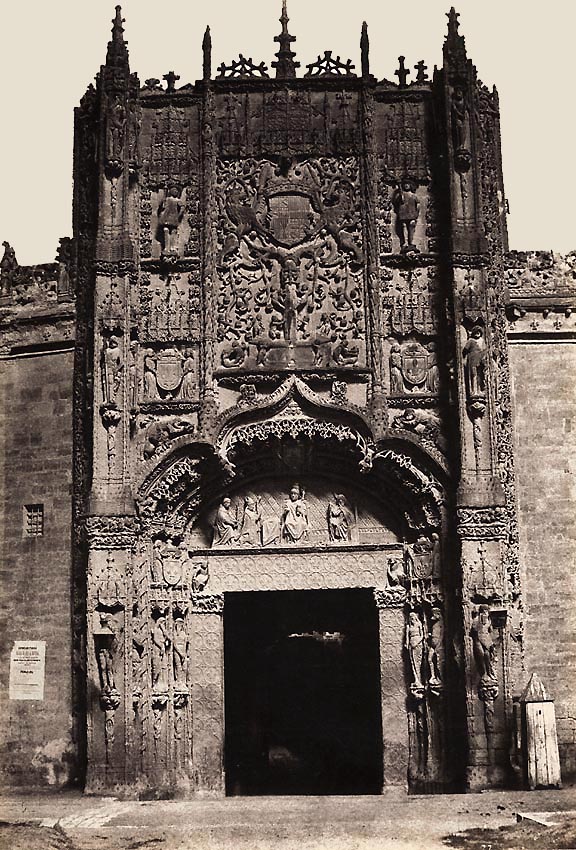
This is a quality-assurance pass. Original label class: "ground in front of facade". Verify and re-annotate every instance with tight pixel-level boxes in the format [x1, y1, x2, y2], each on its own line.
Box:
[1, 788, 575, 850]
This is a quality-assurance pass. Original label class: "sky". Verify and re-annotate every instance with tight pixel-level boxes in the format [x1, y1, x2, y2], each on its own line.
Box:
[0, 0, 574, 264]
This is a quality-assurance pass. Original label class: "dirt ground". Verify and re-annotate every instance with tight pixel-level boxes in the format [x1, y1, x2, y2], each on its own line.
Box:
[1, 788, 575, 850]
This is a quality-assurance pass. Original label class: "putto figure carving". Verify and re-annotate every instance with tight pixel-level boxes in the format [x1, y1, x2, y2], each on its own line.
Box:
[392, 178, 420, 252]
[281, 483, 308, 543]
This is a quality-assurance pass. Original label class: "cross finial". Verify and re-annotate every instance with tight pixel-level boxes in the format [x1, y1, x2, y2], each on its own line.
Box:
[414, 60, 428, 83]
[395, 56, 410, 87]
[163, 71, 180, 92]
[272, 0, 300, 78]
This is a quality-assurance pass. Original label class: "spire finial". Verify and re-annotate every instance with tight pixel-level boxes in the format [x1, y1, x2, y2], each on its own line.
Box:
[272, 0, 300, 79]
[112, 6, 125, 42]
[360, 22, 369, 78]
[105, 5, 129, 71]
[447, 7, 460, 36]
[202, 26, 212, 81]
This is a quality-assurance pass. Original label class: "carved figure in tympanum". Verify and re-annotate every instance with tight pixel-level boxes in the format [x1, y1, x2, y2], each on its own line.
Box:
[327, 493, 354, 542]
[239, 494, 263, 546]
[281, 483, 309, 543]
[212, 497, 240, 547]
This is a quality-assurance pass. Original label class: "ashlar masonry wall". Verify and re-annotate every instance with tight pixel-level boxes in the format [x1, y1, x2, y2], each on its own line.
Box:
[509, 339, 576, 778]
[0, 348, 76, 787]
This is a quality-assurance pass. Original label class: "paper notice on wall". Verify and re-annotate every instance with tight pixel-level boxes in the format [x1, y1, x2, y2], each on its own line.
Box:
[9, 641, 46, 700]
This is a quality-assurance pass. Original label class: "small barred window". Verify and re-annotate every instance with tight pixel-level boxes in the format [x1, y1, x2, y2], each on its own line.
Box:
[24, 504, 44, 537]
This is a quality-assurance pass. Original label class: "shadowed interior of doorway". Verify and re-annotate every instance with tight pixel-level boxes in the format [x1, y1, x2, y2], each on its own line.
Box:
[224, 588, 383, 795]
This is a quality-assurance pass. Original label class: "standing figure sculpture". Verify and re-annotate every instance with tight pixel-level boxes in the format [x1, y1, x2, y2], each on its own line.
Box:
[239, 495, 262, 546]
[172, 617, 189, 689]
[389, 343, 403, 393]
[281, 484, 308, 543]
[212, 497, 239, 547]
[158, 187, 184, 255]
[327, 494, 354, 542]
[470, 605, 496, 680]
[392, 178, 420, 252]
[462, 325, 487, 397]
[405, 611, 425, 691]
[151, 615, 170, 690]
[102, 336, 124, 405]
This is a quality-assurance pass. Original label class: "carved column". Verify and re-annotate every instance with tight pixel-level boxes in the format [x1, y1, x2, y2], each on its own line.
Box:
[374, 591, 409, 788]
[190, 594, 225, 796]
[360, 83, 387, 437]
[84, 518, 138, 790]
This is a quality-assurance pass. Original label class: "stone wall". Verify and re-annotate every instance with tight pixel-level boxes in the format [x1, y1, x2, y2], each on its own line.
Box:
[0, 348, 76, 787]
[509, 340, 576, 778]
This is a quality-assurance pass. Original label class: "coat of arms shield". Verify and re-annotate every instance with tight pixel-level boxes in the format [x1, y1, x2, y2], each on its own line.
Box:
[401, 342, 428, 387]
[268, 192, 314, 247]
[156, 348, 182, 393]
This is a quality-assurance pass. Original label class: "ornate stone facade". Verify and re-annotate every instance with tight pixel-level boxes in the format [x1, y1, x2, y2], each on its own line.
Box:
[1, 4, 575, 794]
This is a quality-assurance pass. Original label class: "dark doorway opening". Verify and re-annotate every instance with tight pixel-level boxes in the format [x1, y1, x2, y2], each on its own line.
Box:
[224, 588, 383, 795]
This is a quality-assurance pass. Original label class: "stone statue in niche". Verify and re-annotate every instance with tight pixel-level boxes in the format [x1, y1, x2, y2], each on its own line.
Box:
[470, 605, 496, 680]
[212, 497, 240, 547]
[281, 483, 309, 543]
[405, 611, 425, 694]
[172, 615, 189, 689]
[425, 342, 440, 392]
[96, 554, 123, 608]
[180, 350, 196, 399]
[239, 495, 263, 546]
[389, 343, 403, 393]
[451, 87, 471, 172]
[157, 187, 184, 256]
[327, 494, 354, 542]
[151, 613, 170, 691]
[462, 325, 487, 398]
[102, 336, 124, 405]
[107, 97, 126, 162]
[95, 613, 121, 698]
[427, 606, 444, 689]
[144, 350, 158, 399]
[392, 178, 420, 253]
